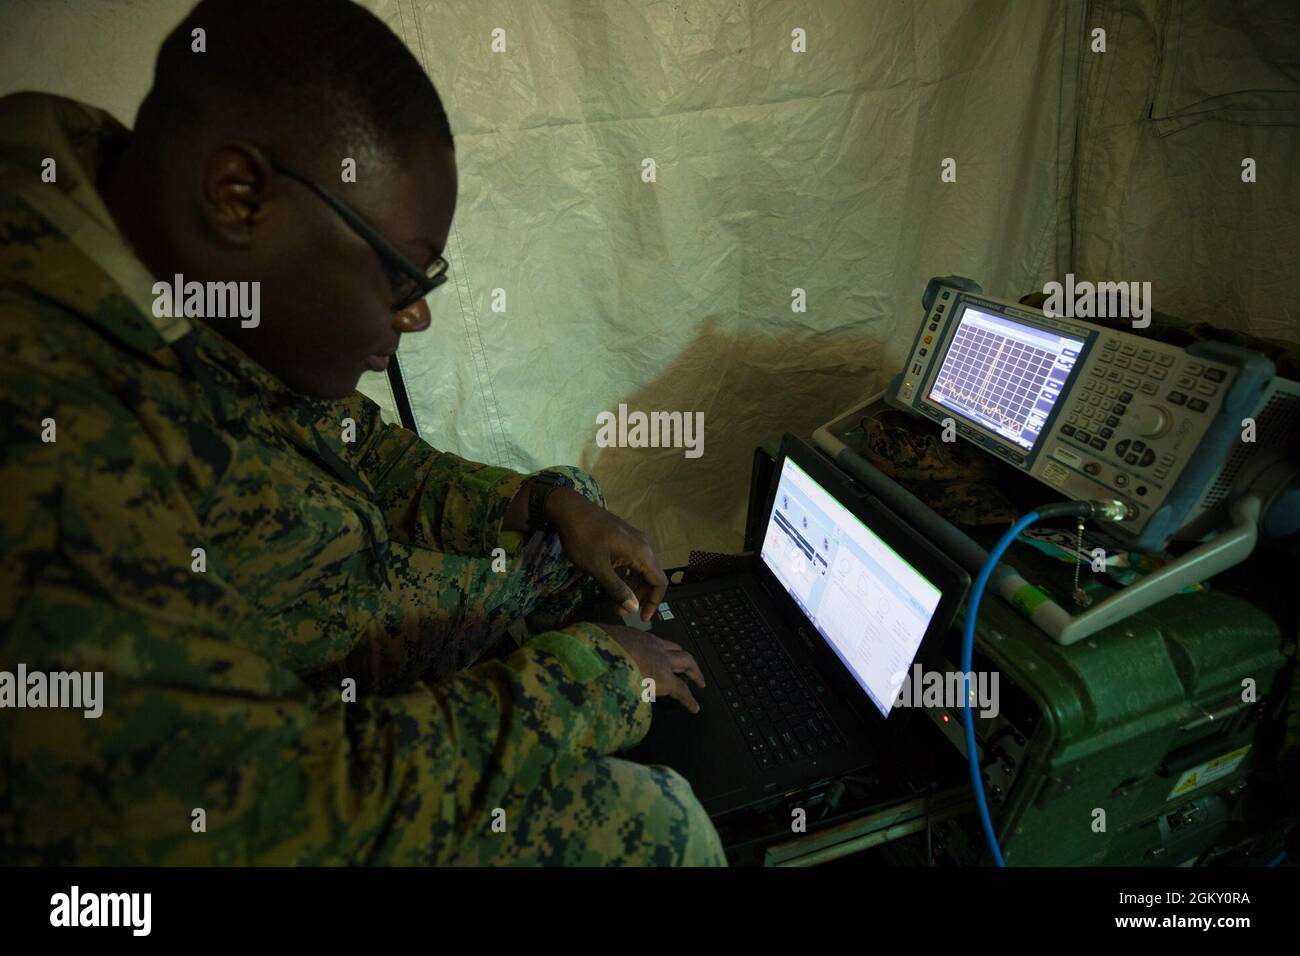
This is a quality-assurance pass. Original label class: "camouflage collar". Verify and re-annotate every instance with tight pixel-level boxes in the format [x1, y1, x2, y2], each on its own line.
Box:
[0, 93, 190, 359]
[186, 318, 329, 425]
[0, 93, 323, 425]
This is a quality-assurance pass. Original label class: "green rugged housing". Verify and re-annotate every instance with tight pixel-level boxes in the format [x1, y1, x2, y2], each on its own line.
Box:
[968, 574, 1286, 866]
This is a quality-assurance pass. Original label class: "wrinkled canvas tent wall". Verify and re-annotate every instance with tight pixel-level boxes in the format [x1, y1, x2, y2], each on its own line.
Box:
[2, 0, 1295, 567]
[371, 0, 1084, 566]
[1073, 0, 1300, 346]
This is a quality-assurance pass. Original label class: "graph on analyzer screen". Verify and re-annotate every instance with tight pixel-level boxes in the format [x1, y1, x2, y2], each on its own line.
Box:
[932, 323, 1055, 432]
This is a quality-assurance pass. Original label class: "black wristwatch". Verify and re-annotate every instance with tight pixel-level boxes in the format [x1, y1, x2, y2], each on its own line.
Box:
[527, 470, 574, 534]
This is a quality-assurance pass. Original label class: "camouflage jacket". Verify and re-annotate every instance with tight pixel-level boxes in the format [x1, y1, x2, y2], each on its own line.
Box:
[0, 93, 649, 864]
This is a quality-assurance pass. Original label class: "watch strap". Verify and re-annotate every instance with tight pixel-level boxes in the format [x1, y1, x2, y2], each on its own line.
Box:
[527, 470, 573, 533]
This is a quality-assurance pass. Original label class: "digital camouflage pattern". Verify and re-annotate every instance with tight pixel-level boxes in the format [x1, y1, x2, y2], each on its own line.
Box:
[0, 93, 724, 866]
[854, 408, 1019, 526]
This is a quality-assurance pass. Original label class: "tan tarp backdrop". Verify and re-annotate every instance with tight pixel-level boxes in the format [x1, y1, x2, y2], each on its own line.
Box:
[3, 0, 1296, 566]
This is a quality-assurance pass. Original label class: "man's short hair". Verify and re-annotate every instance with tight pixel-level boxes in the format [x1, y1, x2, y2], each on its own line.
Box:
[136, 0, 453, 161]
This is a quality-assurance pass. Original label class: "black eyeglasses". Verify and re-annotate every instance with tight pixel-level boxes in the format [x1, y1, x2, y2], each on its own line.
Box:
[266, 155, 449, 312]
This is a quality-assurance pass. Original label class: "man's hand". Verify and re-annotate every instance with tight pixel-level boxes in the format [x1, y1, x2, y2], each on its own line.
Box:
[545, 487, 668, 621]
[594, 624, 705, 714]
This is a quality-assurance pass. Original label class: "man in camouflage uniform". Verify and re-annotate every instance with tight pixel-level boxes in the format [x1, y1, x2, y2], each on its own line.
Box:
[0, 0, 723, 866]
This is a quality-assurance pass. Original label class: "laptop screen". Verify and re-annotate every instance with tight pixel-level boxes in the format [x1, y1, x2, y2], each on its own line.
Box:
[759, 456, 944, 718]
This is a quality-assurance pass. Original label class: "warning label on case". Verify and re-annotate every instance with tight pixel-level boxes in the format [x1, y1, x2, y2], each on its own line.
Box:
[1166, 745, 1251, 800]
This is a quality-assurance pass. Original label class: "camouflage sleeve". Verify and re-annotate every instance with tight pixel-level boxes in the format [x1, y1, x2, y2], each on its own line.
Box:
[333, 392, 531, 557]
[1, 363, 650, 864]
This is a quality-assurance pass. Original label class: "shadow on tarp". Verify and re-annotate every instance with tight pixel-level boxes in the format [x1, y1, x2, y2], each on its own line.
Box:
[581, 317, 890, 568]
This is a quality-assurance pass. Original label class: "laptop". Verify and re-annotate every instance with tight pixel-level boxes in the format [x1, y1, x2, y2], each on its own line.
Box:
[624, 434, 970, 816]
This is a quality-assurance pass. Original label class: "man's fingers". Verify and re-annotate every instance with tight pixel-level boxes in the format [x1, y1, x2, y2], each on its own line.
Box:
[667, 649, 706, 689]
[594, 565, 640, 616]
[629, 576, 657, 613]
[615, 539, 667, 621]
[634, 553, 668, 620]
[664, 673, 700, 714]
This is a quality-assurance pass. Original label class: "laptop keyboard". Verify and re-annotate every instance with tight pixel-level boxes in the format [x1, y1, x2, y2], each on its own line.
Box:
[673, 588, 846, 770]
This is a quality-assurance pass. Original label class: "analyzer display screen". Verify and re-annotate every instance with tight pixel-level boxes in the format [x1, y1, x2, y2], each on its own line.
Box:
[760, 457, 943, 718]
[928, 307, 1084, 451]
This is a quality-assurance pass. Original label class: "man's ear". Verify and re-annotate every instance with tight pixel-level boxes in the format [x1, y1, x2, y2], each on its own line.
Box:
[199, 144, 271, 248]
